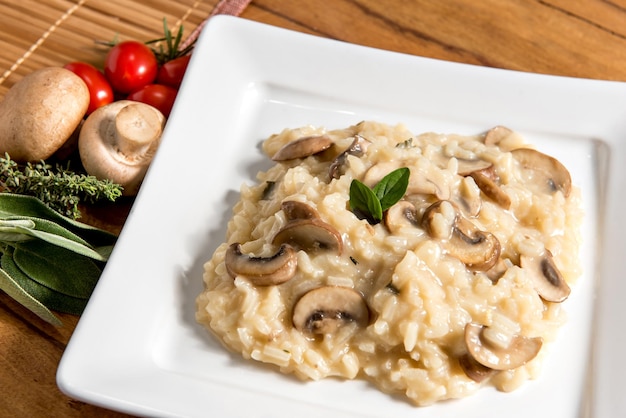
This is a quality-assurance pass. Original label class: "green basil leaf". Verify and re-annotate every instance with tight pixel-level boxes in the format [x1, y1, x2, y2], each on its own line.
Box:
[13, 241, 101, 299]
[372, 167, 410, 211]
[1, 250, 87, 315]
[0, 266, 62, 326]
[350, 179, 383, 222]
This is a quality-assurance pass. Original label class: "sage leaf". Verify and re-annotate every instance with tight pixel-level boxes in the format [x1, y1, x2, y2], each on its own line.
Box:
[0, 219, 36, 242]
[373, 167, 410, 211]
[0, 193, 117, 247]
[1, 250, 87, 315]
[13, 241, 101, 299]
[0, 267, 62, 326]
[350, 179, 383, 223]
[12, 226, 107, 262]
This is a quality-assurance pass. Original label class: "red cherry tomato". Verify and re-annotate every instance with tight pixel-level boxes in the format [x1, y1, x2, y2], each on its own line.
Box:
[157, 55, 191, 89]
[63, 62, 114, 114]
[127, 84, 178, 117]
[104, 41, 158, 94]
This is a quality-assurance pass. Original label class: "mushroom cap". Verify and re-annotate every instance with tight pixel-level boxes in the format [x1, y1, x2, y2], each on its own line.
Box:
[0, 67, 89, 162]
[329, 135, 371, 179]
[456, 159, 493, 176]
[273, 218, 343, 254]
[272, 134, 333, 161]
[422, 200, 501, 271]
[292, 286, 370, 334]
[224, 243, 298, 286]
[281, 200, 320, 221]
[511, 148, 572, 197]
[78, 100, 165, 196]
[520, 250, 571, 302]
[468, 167, 511, 209]
[384, 200, 421, 233]
[458, 353, 497, 382]
[483, 125, 514, 147]
[464, 322, 543, 370]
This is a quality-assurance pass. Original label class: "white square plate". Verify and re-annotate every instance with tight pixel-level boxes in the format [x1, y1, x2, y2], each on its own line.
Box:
[57, 16, 624, 418]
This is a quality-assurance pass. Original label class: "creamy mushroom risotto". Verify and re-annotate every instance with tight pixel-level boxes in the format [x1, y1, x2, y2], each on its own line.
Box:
[196, 121, 582, 405]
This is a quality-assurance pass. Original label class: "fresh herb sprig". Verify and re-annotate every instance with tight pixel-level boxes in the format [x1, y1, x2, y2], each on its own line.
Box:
[0, 193, 117, 325]
[0, 154, 123, 220]
[146, 18, 193, 64]
[349, 167, 410, 224]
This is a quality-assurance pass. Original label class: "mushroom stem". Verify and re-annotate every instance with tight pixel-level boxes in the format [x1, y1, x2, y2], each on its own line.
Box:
[114, 103, 163, 158]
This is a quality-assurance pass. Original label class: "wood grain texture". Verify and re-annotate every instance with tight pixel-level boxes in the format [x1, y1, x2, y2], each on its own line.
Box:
[0, 0, 624, 416]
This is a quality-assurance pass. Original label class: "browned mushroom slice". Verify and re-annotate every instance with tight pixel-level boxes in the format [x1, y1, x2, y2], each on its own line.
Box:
[511, 148, 572, 197]
[464, 322, 543, 370]
[224, 243, 297, 286]
[456, 159, 493, 176]
[271, 135, 333, 161]
[458, 353, 497, 382]
[484, 258, 509, 282]
[329, 135, 371, 179]
[520, 250, 571, 302]
[484, 125, 514, 146]
[273, 218, 343, 254]
[281, 200, 319, 221]
[383, 200, 420, 233]
[422, 201, 501, 271]
[292, 286, 369, 334]
[468, 166, 511, 210]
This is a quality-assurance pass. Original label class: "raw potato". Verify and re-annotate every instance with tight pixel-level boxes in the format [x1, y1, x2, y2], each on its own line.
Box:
[0, 67, 89, 162]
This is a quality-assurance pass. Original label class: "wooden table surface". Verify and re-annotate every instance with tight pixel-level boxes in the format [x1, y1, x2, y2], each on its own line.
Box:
[1, 0, 625, 416]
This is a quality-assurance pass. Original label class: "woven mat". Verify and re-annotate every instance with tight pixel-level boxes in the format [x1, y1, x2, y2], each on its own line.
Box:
[0, 0, 219, 96]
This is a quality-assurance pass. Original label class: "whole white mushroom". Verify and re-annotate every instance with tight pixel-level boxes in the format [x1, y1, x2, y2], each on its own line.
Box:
[78, 100, 165, 196]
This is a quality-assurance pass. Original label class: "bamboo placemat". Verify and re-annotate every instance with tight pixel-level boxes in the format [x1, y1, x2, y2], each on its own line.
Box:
[0, 0, 220, 96]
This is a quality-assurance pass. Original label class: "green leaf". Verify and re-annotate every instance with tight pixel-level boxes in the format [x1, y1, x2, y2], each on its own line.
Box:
[13, 241, 101, 299]
[349, 167, 410, 224]
[0, 267, 61, 326]
[373, 167, 410, 211]
[12, 225, 107, 262]
[0, 193, 117, 247]
[350, 179, 383, 223]
[1, 250, 87, 315]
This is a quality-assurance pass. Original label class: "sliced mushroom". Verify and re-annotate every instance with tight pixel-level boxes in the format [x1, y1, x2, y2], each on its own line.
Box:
[470, 171, 510, 209]
[422, 201, 501, 271]
[281, 200, 319, 221]
[458, 353, 497, 382]
[456, 158, 493, 176]
[384, 200, 420, 233]
[292, 286, 369, 334]
[511, 148, 572, 197]
[273, 218, 343, 254]
[483, 258, 509, 282]
[454, 176, 482, 217]
[484, 125, 514, 146]
[224, 243, 297, 286]
[464, 322, 543, 370]
[329, 135, 371, 179]
[520, 250, 571, 302]
[271, 134, 333, 161]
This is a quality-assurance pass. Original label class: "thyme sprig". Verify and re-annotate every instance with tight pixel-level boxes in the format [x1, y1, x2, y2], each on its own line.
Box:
[0, 154, 123, 220]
